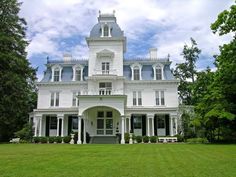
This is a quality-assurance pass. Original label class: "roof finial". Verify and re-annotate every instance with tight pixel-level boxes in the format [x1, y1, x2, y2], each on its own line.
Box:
[113, 10, 115, 15]
[99, 10, 101, 16]
[167, 53, 170, 61]
[46, 56, 49, 63]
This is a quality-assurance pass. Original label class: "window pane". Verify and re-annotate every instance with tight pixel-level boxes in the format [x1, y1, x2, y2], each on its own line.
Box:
[106, 111, 112, 118]
[138, 91, 142, 105]
[72, 92, 76, 106]
[50, 117, 57, 129]
[75, 69, 81, 81]
[104, 25, 109, 36]
[157, 116, 165, 128]
[134, 68, 140, 80]
[133, 91, 137, 105]
[72, 117, 78, 129]
[97, 119, 104, 129]
[106, 119, 113, 129]
[156, 68, 162, 80]
[50, 93, 54, 106]
[97, 111, 104, 118]
[134, 116, 142, 129]
[161, 91, 165, 105]
[55, 92, 59, 106]
[155, 91, 160, 105]
[54, 70, 60, 82]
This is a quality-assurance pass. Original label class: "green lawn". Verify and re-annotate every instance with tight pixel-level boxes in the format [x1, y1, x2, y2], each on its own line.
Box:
[0, 144, 235, 177]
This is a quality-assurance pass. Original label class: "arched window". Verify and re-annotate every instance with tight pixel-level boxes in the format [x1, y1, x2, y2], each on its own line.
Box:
[133, 66, 140, 80]
[53, 67, 60, 82]
[75, 67, 81, 81]
[104, 25, 109, 37]
[155, 65, 162, 80]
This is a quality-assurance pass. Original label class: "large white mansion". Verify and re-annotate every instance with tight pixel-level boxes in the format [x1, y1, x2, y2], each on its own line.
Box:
[31, 12, 179, 144]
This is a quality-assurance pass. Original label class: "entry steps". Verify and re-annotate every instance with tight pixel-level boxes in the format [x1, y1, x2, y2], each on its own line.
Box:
[90, 136, 118, 144]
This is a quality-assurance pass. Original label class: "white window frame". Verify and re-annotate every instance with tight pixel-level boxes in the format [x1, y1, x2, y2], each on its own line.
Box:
[152, 64, 164, 80]
[72, 64, 84, 81]
[101, 62, 110, 74]
[72, 91, 80, 107]
[51, 65, 62, 82]
[100, 24, 111, 37]
[99, 82, 112, 95]
[155, 90, 165, 106]
[131, 63, 142, 80]
[133, 91, 142, 106]
[50, 92, 60, 107]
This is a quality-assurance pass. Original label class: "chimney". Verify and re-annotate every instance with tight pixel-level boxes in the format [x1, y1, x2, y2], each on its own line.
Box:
[149, 48, 157, 59]
[63, 54, 72, 62]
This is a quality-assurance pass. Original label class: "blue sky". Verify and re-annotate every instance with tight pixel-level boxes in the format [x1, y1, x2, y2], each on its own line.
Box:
[19, 0, 234, 80]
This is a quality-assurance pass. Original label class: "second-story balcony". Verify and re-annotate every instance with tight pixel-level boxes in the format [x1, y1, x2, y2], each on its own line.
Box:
[94, 69, 117, 75]
[81, 89, 124, 96]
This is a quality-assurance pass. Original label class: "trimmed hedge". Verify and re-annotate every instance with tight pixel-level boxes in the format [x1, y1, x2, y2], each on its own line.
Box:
[186, 138, 209, 144]
[63, 136, 71, 143]
[39, 137, 47, 143]
[136, 136, 142, 143]
[124, 133, 129, 143]
[48, 136, 56, 143]
[150, 136, 157, 143]
[33, 137, 40, 143]
[55, 136, 62, 143]
[143, 136, 149, 143]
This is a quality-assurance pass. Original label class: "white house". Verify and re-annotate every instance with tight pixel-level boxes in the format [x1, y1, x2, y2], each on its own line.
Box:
[31, 12, 179, 144]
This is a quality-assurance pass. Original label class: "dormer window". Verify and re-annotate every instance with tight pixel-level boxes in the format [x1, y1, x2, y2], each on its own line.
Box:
[104, 25, 109, 37]
[133, 66, 140, 80]
[51, 65, 62, 82]
[73, 65, 84, 81]
[54, 68, 60, 82]
[153, 64, 164, 80]
[131, 63, 142, 80]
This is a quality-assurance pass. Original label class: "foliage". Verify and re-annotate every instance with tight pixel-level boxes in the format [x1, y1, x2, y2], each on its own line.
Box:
[39, 137, 47, 144]
[186, 138, 209, 144]
[14, 123, 33, 141]
[142, 136, 149, 143]
[0, 0, 37, 142]
[175, 134, 184, 142]
[136, 136, 142, 143]
[150, 136, 157, 143]
[33, 137, 40, 143]
[63, 136, 71, 143]
[55, 136, 62, 143]
[19, 139, 28, 143]
[124, 133, 129, 143]
[48, 137, 56, 143]
[174, 38, 201, 105]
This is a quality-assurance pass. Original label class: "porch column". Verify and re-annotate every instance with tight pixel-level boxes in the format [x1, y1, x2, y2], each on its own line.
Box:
[121, 116, 125, 144]
[34, 117, 38, 136]
[128, 116, 131, 133]
[175, 117, 178, 135]
[39, 117, 42, 137]
[56, 117, 60, 136]
[147, 116, 150, 137]
[77, 116, 82, 144]
[151, 117, 154, 136]
[124, 117, 127, 133]
[83, 118, 86, 144]
[170, 116, 173, 136]
[61, 117, 64, 137]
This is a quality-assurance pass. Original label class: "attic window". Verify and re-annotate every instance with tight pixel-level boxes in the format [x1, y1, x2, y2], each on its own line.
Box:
[104, 25, 109, 37]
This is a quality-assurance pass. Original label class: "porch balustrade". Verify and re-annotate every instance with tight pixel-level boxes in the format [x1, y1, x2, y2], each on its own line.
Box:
[94, 69, 117, 75]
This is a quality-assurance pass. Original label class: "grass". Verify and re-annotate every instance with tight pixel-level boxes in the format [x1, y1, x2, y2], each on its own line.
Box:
[0, 144, 235, 177]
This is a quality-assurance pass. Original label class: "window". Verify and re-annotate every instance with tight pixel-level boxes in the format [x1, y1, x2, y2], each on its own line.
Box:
[75, 68, 81, 81]
[106, 111, 112, 118]
[157, 115, 165, 128]
[133, 115, 142, 129]
[50, 117, 57, 129]
[156, 65, 162, 80]
[72, 91, 80, 106]
[133, 66, 140, 80]
[99, 82, 112, 95]
[155, 91, 165, 106]
[102, 62, 110, 74]
[97, 111, 104, 118]
[72, 117, 78, 129]
[104, 25, 109, 37]
[50, 92, 59, 107]
[54, 69, 60, 82]
[133, 91, 142, 106]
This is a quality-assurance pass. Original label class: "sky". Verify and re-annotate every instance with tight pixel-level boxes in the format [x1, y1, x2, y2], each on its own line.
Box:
[19, 0, 234, 80]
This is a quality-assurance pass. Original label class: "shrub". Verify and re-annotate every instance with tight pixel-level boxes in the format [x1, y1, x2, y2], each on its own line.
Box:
[124, 133, 130, 143]
[143, 136, 149, 143]
[39, 137, 47, 143]
[48, 136, 56, 143]
[19, 139, 28, 143]
[33, 137, 40, 143]
[55, 136, 62, 143]
[63, 136, 71, 143]
[150, 136, 157, 143]
[136, 136, 142, 143]
[14, 123, 34, 141]
[187, 138, 209, 144]
[175, 134, 184, 142]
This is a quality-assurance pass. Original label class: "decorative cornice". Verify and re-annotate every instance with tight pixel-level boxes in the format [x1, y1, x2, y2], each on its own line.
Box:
[37, 81, 87, 86]
[124, 80, 179, 84]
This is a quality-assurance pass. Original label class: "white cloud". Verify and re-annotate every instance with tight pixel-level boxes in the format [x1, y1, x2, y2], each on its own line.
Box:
[19, 0, 234, 75]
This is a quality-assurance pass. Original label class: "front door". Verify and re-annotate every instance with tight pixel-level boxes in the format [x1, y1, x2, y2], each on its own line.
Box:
[97, 111, 113, 135]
